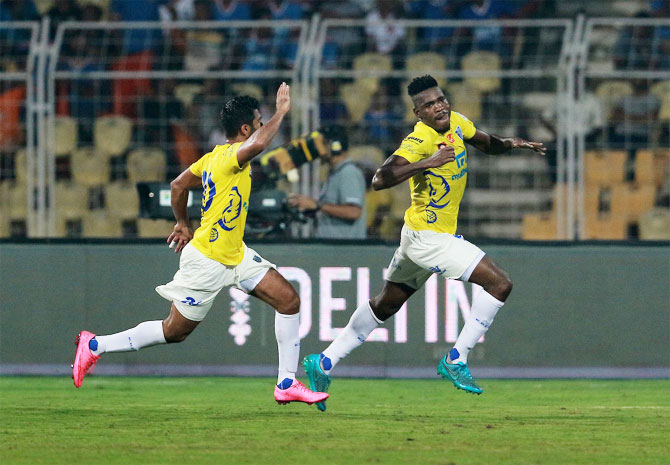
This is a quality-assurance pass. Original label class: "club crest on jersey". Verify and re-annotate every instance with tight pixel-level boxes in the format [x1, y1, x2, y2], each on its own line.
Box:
[446, 133, 455, 144]
[217, 186, 243, 231]
[209, 228, 219, 242]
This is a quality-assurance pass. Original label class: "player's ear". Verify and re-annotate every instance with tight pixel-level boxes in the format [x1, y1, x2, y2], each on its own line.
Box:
[239, 123, 251, 137]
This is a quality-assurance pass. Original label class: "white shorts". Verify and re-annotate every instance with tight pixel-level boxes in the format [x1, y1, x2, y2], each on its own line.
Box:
[385, 225, 485, 290]
[155, 243, 276, 321]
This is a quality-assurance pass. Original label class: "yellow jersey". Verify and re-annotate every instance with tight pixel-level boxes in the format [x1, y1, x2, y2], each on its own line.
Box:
[188, 143, 251, 265]
[392, 112, 476, 234]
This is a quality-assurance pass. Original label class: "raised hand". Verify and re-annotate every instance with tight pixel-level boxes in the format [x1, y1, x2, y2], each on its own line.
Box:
[276, 82, 290, 115]
[510, 137, 547, 155]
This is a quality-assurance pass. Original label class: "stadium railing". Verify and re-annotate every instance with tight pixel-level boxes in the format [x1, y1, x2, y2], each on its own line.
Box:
[0, 20, 41, 237]
[576, 16, 670, 240]
[2, 17, 667, 241]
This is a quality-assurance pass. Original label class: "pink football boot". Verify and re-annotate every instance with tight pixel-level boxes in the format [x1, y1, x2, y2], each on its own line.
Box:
[72, 331, 100, 388]
[274, 379, 330, 405]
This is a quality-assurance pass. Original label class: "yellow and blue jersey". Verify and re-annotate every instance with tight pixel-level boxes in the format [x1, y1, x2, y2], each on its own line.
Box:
[393, 112, 476, 234]
[189, 143, 250, 265]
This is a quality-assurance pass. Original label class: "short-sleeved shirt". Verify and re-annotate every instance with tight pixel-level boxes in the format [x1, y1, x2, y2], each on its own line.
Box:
[189, 143, 251, 265]
[393, 112, 476, 234]
[316, 159, 367, 239]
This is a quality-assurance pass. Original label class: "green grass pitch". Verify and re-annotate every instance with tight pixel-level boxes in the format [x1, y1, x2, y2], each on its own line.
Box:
[1, 377, 668, 465]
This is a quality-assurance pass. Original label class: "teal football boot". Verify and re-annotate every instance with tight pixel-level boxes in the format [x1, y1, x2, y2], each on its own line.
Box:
[437, 356, 483, 395]
[302, 353, 331, 411]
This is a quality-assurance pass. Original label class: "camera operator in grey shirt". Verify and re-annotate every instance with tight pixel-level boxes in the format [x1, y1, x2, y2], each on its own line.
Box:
[289, 126, 367, 239]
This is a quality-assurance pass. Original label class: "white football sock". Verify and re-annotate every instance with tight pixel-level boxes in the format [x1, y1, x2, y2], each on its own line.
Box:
[322, 301, 382, 374]
[92, 320, 166, 355]
[450, 290, 504, 364]
[275, 312, 300, 384]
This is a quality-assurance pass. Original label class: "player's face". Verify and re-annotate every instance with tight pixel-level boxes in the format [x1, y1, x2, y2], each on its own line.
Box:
[251, 109, 263, 132]
[413, 87, 451, 133]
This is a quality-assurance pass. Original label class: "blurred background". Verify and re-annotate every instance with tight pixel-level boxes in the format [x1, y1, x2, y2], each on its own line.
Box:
[0, 0, 669, 242]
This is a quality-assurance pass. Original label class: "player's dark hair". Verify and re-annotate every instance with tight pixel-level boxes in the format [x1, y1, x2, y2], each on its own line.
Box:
[220, 95, 259, 137]
[407, 75, 439, 97]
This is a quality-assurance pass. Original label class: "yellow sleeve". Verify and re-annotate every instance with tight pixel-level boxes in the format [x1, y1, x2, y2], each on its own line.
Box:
[393, 131, 431, 163]
[189, 153, 206, 177]
[453, 111, 477, 140]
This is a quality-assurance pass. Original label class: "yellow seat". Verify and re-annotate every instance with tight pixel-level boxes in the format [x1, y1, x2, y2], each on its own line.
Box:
[94, 115, 133, 157]
[584, 211, 627, 240]
[521, 213, 557, 240]
[406, 52, 447, 88]
[461, 51, 501, 93]
[105, 181, 139, 220]
[339, 82, 374, 123]
[137, 218, 174, 238]
[650, 80, 670, 121]
[55, 181, 88, 220]
[353, 52, 392, 94]
[231, 82, 263, 101]
[446, 81, 482, 121]
[71, 147, 110, 186]
[347, 145, 385, 166]
[639, 207, 670, 240]
[82, 210, 123, 238]
[610, 183, 656, 222]
[595, 80, 633, 119]
[54, 116, 77, 156]
[126, 147, 167, 184]
[585, 150, 626, 187]
[0, 181, 27, 220]
[174, 83, 203, 109]
[14, 148, 27, 185]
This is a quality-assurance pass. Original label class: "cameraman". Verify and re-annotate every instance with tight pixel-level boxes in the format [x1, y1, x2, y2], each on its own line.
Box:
[288, 126, 367, 239]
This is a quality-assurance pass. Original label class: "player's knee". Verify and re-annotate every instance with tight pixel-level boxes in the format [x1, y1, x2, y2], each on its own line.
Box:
[277, 291, 300, 315]
[163, 325, 192, 343]
[493, 275, 513, 301]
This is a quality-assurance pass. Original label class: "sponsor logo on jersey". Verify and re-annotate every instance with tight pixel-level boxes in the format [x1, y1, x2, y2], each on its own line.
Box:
[406, 136, 423, 144]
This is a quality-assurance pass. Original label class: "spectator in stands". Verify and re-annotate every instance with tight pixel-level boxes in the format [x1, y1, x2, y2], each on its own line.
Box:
[0, 0, 39, 70]
[46, 0, 83, 41]
[110, 0, 161, 55]
[183, 0, 223, 72]
[319, 78, 349, 127]
[288, 126, 367, 239]
[189, 78, 228, 150]
[268, 0, 304, 20]
[0, 0, 38, 21]
[109, 0, 162, 117]
[457, 0, 517, 57]
[365, 0, 406, 68]
[407, 0, 459, 60]
[363, 81, 403, 153]
[57, 32, 110, 143]
[238, 7, 278, 74]
[213, 0, 251, 20]
[610, 79, 661, 147]
[613, 12, 656, 70]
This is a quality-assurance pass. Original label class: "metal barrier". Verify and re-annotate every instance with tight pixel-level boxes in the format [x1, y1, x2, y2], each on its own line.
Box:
[576, 17, 670, 239]
[0, 21, 41, 237]
[310, 18, 575, 239]
[1, 17, 667, 240]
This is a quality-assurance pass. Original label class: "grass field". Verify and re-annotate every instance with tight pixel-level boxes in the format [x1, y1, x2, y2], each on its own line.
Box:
[0, 377, 668, 465]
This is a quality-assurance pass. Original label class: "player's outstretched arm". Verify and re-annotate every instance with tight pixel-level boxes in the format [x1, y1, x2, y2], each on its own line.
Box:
[372, 146, 455, 191]
[237, 82, 291, 166]
[466, 129, 546, 156]
[167, 168, 201, 252]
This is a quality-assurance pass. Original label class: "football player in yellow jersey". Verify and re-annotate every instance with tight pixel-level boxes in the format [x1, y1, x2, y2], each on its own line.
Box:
[303, 75, 545, 408]
[73, 83, 328, 406]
